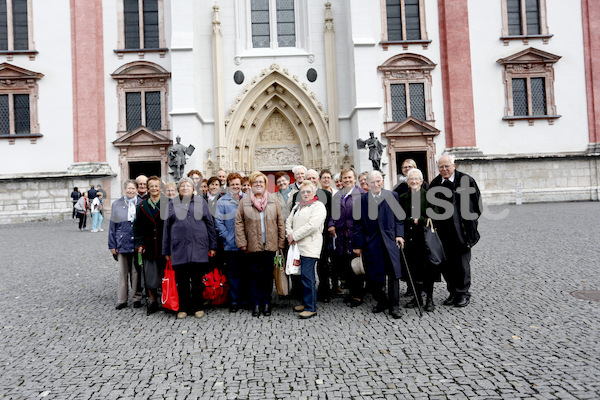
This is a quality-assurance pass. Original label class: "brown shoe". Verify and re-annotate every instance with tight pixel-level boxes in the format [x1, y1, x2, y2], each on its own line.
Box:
[176, 312, 188, 319]
[298, 311, 317, 319]
[293, 305, 305, 312]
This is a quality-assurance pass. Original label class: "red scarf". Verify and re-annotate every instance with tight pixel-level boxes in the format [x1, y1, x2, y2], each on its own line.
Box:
[299, 195, 319, 210]
[250, 190, 269, 212]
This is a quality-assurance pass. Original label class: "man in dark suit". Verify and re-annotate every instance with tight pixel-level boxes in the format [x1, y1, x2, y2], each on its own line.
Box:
[429, 154, 482, 308]
[352, 170, 404, 319]
[291, 169, 333, 302]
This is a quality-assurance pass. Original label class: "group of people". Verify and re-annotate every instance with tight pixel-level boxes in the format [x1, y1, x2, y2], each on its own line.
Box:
[107, 153, 482, 321]
[71, 184, 107, 232]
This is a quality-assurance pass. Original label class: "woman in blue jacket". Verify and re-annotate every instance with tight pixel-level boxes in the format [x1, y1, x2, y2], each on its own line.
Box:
[109, 180, 142, 310]
[162, 177, 218, 319]
[214, 172, 246, 312]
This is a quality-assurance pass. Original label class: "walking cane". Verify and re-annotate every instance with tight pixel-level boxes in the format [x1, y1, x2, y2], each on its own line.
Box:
[398, 244, 423, 317]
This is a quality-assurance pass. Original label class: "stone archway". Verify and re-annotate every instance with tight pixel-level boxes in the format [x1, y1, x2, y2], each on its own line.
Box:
[221, 64, 339, 174]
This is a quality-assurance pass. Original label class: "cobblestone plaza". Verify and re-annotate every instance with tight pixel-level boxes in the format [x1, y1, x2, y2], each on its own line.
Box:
[1, 202, 599, 399]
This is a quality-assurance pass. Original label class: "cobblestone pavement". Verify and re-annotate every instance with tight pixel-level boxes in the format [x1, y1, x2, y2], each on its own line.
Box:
[1, 202, 599, 400]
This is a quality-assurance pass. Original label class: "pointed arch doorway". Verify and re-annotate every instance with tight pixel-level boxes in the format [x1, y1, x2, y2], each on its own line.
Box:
[221, 65, 340, 175]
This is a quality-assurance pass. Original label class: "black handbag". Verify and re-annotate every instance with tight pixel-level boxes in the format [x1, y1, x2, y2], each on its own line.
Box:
[423, 218, 446, 266]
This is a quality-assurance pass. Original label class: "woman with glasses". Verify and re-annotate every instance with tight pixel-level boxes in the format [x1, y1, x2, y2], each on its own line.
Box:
[235, 171, 285, 317]
[286, 181, 327, 319]
[394, 159, 429, 197]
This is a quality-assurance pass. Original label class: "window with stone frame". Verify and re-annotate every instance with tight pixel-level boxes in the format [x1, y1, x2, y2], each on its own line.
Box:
[497, 47, 560, 126]
[251, 0, 296, 49]
[111, 61, 170, 135]
[380, 0, 430, 50]
[379, 54, 435, 128]
[0, 0, 36, 60]
[116, 0, 166, 58]
[0, 62, 42, 143]
[500, 0, 552, 45]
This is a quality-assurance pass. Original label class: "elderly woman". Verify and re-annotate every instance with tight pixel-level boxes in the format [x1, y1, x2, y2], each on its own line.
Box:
[328, 167, 367, 307]
[235, 171, 285, 317]
[241, 177, 251, 194]
[187, 169, 203, 195]
[274, 171, 296, 222]
[205, 176, 222, 214]
[394, 158, 429, 197]
[133, 176, 166, 315]
[398, 168, 440, 312]
[109, 180, 143, 310]
[215, 172, 247, 312]
[358, 171, 369, 192]
[163, 177, 218, 319]
[333, 173, 343, 191]
[164, 182, 177, 199]
[286, 181, 327, 319]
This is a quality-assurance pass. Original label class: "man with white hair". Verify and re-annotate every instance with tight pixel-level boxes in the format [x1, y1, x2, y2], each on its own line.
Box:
[291, 165, 307, 190]
[352, 170, 404, 319]
[429, 154, 482, 308]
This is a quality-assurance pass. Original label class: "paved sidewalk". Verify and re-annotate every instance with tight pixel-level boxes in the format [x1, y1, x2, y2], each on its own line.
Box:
[1, 202, 599, 399]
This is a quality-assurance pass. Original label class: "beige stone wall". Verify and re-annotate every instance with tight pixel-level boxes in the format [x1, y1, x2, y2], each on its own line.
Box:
[0, 176, 114, 225]
[457, 155, 600, 205]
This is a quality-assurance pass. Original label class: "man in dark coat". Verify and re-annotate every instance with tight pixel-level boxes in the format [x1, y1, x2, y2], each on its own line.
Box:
[352, 170, 405, 319]
[429, 154, 482, 308]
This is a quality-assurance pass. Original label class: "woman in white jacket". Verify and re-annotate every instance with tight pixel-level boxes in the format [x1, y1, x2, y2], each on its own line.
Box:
[286, 181, 327, 319]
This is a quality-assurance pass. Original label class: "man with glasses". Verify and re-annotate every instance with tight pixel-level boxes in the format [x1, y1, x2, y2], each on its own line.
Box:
[429, 154, 482, 308]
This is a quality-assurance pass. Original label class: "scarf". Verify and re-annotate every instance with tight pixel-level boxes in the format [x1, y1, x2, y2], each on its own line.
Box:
[250, 190, 268, 212]
[299, 195, 319, 210]
[124, 196, 137, 222]
[280, 187, 292, 203]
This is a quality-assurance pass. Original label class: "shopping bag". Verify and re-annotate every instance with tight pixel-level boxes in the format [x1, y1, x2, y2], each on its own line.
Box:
[202, 268, 228, 305]
[273, 250, 289, 296]
[161, 259, 179, 311]
[285, 243, 301, 275]
[423, 218, 446, 266]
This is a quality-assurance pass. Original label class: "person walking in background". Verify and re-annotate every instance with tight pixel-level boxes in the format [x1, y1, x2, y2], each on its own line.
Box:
[235, 171, 285, 317]
[91, 192, 104, 233]
[71, 187, 81, 219]
[109, 180, 143, 310]
[286, 181, 327, 319]
[163, 177, 217, 319]
[74, 191, 89, 231]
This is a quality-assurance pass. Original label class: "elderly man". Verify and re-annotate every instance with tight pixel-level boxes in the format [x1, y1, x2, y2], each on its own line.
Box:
[429, 154, 482, 308]
[136, 175, 149, 201]
[291, 165, 307, 190]
[352, 170, 404, 319]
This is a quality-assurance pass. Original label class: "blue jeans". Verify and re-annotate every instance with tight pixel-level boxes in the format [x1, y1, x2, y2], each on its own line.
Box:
[92, 211, 103, 231]
[300, 256, 318, 312]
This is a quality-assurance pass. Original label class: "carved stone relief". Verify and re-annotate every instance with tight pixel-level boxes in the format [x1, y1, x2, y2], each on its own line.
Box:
[257, 112, 298, 143]
[254, 147, 303, 168]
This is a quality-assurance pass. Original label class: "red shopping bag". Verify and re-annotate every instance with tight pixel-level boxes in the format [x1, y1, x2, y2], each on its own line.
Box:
[161, 259, 179, 311]
[202, 268, 228, 306]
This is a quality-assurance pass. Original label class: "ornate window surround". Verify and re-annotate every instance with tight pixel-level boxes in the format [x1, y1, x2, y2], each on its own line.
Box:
[378, 53, 436, 130]
[111, 61, 171, 136]
[0, 0, 37, 60]
[234, 0, 313, 65]
[497, 47, 561, 126]
[379, 0, 430, 50]
[500, 0, 552, 46]
[0, 62, 42, 144]
[115, 0, 167, 59]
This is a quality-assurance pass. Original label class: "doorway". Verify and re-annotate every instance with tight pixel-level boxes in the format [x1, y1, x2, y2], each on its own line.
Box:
[129, 161, 162, 179]
[395, 151, 429, 183]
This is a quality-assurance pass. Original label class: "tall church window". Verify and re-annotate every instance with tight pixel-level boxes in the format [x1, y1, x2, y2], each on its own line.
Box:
[0, 0, 35, 59]
[380, 0, 429, 50]
[501, 0, 551, 45]
[117, 0, 166, 57]
[251, 0, 296, 49]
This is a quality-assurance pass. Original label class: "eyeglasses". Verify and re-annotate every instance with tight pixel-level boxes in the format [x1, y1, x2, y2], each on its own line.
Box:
[300, 190, 313, 195]
[438, 165, 453, 170]
[402, 166, 413, 170]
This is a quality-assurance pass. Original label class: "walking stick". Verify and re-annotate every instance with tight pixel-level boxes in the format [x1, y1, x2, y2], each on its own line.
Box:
[398, 244, 423, 317]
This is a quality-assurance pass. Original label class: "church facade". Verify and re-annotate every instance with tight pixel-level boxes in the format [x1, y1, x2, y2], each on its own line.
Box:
[0, 0, 599, 223]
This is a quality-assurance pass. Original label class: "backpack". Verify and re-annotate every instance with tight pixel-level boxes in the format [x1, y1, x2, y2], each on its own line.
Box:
[202, 268, 228, 305]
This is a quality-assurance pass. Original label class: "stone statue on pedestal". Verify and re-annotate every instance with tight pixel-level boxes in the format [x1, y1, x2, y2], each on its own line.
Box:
[168, 136, 195, 181]
[357, 131, 386, 171]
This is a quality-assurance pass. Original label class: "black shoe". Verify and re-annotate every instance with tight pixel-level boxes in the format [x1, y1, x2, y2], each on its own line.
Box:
[343, 295, 352, 304]
[262, 304, 272, 316]
[404, 297, 421, 309]
[372, 304, 386, 313]
[252, 305, 260, 317]
[115, 303, 127, 310]
[455, 296, 470, 308]
[443, 295, 455, 306]
[133, 301, 142, 308]
[390, 310, 402, 319]
[424, 297, 435, 312]
[350, 298, 363, 308]
[147, 302, 159, 315]
[229, 304, 239, 313]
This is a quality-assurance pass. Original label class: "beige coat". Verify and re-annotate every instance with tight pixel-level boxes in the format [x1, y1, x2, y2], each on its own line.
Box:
[286, 201, 327, 259]
[235, 193, 286, 252]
